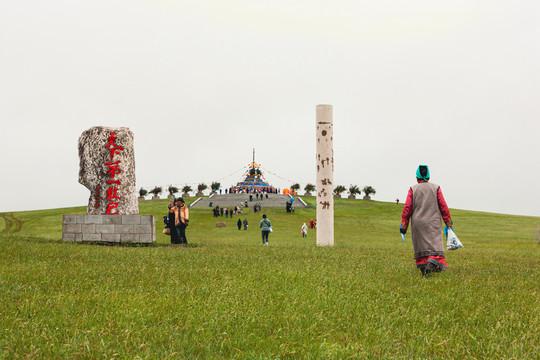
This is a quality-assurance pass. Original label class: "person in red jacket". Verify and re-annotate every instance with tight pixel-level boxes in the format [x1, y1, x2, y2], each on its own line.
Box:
[400, 165, 453, 276]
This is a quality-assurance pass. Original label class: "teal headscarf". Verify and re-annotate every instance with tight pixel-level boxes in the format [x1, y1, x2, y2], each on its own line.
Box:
[416, 165, 430, 181]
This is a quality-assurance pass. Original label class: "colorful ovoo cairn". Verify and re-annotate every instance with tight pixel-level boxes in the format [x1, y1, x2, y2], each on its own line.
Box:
[237, 161, 271, 189]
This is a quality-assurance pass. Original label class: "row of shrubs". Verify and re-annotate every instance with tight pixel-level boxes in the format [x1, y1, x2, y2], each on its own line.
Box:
[296, 183, 375, 198]
[139, 183, 211, 198]
[139, 183, 375, 198]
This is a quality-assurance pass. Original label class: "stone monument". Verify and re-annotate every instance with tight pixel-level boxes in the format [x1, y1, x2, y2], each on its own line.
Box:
[316, 105, 334, 246]
[62, 126, 155, 243]
[78, 127, 138, 215]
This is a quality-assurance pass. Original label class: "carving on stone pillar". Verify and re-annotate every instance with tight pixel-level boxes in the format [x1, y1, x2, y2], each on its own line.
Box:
[316, 105, 334, 246]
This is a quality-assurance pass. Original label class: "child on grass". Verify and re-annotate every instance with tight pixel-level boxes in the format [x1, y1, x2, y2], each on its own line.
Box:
[301, 223, 308, 238]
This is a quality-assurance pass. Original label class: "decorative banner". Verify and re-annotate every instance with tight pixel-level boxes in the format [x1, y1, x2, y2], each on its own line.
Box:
[259, 165, 297, 184]
[137, 162, 322, 194]
[137, 166, 249, 194]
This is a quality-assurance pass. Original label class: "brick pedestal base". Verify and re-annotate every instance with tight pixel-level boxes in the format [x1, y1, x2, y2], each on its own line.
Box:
[62, 215, 155, 243]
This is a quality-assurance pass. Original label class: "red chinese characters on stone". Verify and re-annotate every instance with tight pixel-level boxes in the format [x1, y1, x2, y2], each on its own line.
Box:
[104, 133, 124, 161]
[106, 202, 119, 215]
[104, 161, 121, 178]
[104, 132, 124, 215]
[106, 187, 122, 202]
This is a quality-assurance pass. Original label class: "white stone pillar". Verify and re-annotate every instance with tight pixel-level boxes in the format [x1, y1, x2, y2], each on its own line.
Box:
[316, 104, 334, 246]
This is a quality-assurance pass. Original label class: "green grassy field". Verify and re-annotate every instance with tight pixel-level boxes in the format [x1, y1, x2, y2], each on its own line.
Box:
[1, 197, 538, 359]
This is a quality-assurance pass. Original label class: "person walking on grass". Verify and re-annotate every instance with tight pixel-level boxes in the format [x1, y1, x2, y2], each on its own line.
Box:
[243, 218, 248, 230]
[301, 223, 308, 238]
[400, 165, 453, 277]
[237, 218, 242, 230]
[259, 214, 272, 246]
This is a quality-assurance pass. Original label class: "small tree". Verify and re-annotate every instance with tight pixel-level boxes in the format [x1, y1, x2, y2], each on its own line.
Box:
[290, 183, 300, 195]
[334, 185, 346, 197]
[363, 186, 376, 200]
[304, 183, 316, 196]
[210, 182, 221, 193]
[149, 186, 162, 199]
[168, 185, 179, 198]
[348, 185, 361, 199]
[198, 183, 208, 192]
[182, 185, 192, 196]
[197, 183, 207, 195]
[139, 187, 148, 199]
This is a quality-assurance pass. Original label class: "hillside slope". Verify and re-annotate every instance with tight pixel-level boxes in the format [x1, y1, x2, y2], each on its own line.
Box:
[2, 197, 538, 250]
[0, 198, 538, 359]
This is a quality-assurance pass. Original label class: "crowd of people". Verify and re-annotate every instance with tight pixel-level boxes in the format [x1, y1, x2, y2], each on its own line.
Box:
[164, 196, 314, 247]
[163, 165, 454, 278]
[249, 193, 268, 201]
[212, 205, 241, 218]
[210, 199, 264, 217]
[222, 186, 279, 195]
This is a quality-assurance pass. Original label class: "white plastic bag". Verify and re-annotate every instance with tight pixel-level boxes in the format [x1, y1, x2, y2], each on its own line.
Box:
[446, 228, 463, 250]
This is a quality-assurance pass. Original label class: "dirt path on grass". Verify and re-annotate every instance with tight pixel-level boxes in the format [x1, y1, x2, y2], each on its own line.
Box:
[0, 213, 22, 233]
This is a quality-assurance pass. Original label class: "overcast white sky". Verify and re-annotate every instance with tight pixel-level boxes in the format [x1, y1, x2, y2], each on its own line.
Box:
[0, 0, 538, 217]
